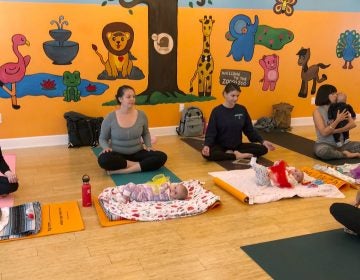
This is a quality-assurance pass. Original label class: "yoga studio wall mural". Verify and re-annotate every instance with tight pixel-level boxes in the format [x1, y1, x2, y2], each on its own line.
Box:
[0, 34, 31, 110]
[189, 15, 215, 97]
[296, 47, 330, 98]
[225, 14, 294, 62]
[336, 30, 360, 70]
[99, 0, 216, 106]
[91, 22, 145, 81]
[273, 0, 297, 17]
[0, 15, 108, 110]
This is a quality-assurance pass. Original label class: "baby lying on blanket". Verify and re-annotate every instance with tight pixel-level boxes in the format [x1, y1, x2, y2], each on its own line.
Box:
[250, 157, 304, 188]
[114, 181, 188, 203]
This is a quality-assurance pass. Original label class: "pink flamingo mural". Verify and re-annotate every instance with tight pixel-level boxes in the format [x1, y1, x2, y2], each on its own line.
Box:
[0, 34, 31, 109]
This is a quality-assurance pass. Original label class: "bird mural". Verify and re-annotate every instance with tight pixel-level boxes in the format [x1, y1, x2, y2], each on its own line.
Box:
[336, 30, 360, 69]
[0, 34, 31, 109]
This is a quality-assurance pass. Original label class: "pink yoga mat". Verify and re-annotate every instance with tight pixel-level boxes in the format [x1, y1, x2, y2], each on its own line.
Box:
[0, 194, 14, 207]
[0, 154, 16, 175]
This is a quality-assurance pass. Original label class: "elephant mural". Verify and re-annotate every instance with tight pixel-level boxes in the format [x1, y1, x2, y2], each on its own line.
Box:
[226, 14, 259, 62]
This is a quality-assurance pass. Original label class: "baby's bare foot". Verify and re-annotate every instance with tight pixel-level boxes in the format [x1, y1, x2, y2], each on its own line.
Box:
[343, 151, 360, 158]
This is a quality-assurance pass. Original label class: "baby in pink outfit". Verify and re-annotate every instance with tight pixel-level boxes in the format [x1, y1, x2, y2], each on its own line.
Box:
[116, 181, 188, 203]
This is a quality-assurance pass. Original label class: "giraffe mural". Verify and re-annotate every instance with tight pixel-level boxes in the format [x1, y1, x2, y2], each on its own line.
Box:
[189, 15, 215, 97]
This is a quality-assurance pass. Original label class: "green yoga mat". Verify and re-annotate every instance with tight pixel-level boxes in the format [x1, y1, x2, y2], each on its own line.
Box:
[180, 137, 273, 169]
[258, 130, 360, 165]
[242, 229, 360, 280]
[92, 147, 181, 184]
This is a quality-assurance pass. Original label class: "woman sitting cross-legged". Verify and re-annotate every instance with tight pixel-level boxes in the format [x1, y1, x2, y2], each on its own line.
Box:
[313, 84, 360, 160]
[97, 85, 167, 175]
[201, 82, 275, 161]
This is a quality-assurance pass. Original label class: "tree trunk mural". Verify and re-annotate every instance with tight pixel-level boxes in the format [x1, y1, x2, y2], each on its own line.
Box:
[118, 0, 185, 100]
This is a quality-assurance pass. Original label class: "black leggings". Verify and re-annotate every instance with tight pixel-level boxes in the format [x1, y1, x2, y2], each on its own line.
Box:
[203, 143, 268, 161]
[330, 203, 360, 235]
[98, 149, 167, 172]
[0, 176, 19, 195]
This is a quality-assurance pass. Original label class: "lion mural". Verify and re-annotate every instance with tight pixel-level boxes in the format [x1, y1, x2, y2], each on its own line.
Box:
[92, 22, 144, 80]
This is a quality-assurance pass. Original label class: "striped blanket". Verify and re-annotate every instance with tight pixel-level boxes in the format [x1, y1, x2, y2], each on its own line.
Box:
[0, 201, 42, 240]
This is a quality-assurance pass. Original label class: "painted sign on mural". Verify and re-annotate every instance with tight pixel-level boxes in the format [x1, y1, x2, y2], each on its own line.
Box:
[219, 69, 251, 87]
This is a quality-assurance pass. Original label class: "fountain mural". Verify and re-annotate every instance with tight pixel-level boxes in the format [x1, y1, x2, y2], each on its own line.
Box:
[43, 15, 79, 65]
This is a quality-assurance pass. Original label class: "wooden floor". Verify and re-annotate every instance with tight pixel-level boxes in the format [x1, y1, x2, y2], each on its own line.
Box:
[0, 125, 358, 280]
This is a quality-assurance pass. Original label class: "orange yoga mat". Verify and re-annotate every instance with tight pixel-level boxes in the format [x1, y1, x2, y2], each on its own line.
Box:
[35, 201, 85, 237]
[213, 177, 249, 204]
[1, 201, 84, 242]
[93, 196, 136, 227]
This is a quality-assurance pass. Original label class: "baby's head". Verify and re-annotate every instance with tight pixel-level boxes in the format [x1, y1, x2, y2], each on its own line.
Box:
[288, 168, 304, 183]
[337, 92, 347, 103]
[169, 183, 188, 200]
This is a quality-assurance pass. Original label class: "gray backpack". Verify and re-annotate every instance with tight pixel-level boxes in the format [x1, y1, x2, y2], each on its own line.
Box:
[176, 106, 204, 137]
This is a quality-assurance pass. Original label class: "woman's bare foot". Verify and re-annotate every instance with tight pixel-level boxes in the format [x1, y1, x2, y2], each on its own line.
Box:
[343, 150, 360, 158]
[234, 151, 253, 159]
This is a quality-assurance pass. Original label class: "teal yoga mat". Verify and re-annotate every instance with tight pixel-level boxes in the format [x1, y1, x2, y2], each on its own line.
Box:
[258, 130, 360, 165]
[242, 229, 360, 280]
[92, 147, 181, 184]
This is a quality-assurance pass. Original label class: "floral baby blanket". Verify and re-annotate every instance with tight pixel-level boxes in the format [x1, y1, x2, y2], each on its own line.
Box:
[98, 180, 220, 221]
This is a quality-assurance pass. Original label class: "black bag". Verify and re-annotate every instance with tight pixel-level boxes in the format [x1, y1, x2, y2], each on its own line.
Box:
[176, 106, 205, 137]
[64, 111, 103, 148]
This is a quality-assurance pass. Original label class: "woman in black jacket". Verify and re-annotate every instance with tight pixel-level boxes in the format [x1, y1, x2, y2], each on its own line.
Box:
[0, 147, 18, 196]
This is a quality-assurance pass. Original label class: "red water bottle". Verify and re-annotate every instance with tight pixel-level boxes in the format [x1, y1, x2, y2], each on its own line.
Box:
[82, 174, 92, 207]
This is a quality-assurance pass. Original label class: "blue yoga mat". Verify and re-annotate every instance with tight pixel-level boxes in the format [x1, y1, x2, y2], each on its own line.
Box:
[241, 229, 360, 280]
[92, 147, 181, 184]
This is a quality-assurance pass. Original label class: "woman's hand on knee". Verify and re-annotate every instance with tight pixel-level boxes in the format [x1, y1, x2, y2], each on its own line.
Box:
[100, 148, 112, 155]
[262, 140, 275, 151]
[4, 171, 18, 183]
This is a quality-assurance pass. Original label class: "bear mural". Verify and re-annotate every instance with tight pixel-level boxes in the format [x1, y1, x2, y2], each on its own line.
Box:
[259, 54, 279, 91]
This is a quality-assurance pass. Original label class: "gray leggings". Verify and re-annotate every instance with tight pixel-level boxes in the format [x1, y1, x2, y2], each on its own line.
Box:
[314, 141, 360, 160]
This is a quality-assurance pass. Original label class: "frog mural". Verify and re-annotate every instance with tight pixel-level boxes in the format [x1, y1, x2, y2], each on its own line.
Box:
[63, 70, 81, 102]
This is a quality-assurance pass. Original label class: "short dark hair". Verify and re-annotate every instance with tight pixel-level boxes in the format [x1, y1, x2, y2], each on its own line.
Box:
[315, 84, 337, 106]
[115, 85, 135, 104]
[224, 82, 241, 94]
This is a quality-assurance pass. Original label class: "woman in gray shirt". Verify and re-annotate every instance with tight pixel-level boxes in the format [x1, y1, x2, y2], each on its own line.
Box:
[98, 85, 167, 174]
[313, 84, 360, 159]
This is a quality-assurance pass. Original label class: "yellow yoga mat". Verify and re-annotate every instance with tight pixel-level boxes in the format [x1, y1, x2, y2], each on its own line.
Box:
[213, 177, 249, 204]
[93, 196, 136, 227]
[1, 201, 84, 242]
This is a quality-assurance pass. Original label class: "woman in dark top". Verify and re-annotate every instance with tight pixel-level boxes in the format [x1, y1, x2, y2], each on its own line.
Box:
[330, 189, 360, 236]
[0, 147, 18, 196]
[202, 82, 275, 161]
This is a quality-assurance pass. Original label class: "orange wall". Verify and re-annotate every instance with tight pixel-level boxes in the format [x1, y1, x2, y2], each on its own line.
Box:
[0, 2, 359, 139]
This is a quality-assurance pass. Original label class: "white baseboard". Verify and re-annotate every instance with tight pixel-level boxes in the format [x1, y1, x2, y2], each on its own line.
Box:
[0, 117, 314, 150]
